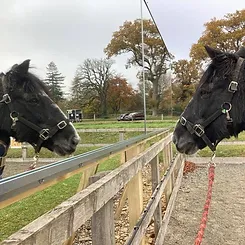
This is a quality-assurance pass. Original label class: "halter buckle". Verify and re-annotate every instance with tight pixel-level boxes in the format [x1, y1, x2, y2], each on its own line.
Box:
[57, 120, 67, 129]
[39, 129, 50, 140]
[180, 116, 187, 126]
[228, 81, 238, 93]
[193, 124, 205, 137]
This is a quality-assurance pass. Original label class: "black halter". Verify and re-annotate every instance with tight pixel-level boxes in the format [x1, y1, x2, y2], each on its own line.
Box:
[0, 73, 69, 154]
[179, 57, 245, 152]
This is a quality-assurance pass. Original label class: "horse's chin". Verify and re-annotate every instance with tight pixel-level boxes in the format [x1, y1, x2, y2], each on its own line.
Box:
[53, 145, 75, 156]
[44, 143, 77, 156]
[176, 143, 199, 155]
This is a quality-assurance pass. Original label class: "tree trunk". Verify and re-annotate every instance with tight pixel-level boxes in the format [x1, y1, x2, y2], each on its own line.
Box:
[152, 80, 159, 116]
[101, 96, 108, 118]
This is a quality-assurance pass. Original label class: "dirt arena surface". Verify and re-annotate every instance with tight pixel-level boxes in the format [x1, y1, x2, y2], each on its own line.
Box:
[164, 162, 245, 245]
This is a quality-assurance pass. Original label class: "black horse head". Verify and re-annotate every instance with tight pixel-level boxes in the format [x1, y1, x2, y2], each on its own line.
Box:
[0, 60, 80, 156]
[173, 46, 245, 154]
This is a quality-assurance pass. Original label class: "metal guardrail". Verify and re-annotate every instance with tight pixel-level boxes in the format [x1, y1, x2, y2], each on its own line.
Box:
[0, 129, 168, 203]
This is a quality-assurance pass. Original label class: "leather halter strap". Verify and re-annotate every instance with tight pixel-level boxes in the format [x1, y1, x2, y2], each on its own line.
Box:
[180, 57, 244, 152]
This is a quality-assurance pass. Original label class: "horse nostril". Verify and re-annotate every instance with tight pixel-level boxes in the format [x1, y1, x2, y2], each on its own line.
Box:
[71, 136, 80, 146]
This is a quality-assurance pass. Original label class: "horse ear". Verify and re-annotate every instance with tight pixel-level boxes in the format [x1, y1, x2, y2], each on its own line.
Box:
[15, 59, 31, 74]
[204, 46, 223, 59]
[235, 47, 245, 58]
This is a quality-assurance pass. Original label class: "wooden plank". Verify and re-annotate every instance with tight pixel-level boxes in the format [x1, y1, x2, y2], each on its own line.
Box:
[119, 131, 125, 141]
[116, 142, 145, 219]
[128, 171, 144, 229]
[169, 142, 173, 162]
[77, 165, 98, 191]
[115, 185, 128, 219]
[127, 144, 145, 245]
[90, 171, 115, 245]
[155, 156, 185, 245]
[1, 134, 172, 245]
[125, 154, 182, 245]
[163, 144, 173, 204]
[126, 146, 141, 227]
[128, 171, 145, 245]
[150, 155, 162, 236]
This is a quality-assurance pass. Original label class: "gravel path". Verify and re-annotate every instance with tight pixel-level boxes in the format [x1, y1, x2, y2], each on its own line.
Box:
[164, 163, 245, 245]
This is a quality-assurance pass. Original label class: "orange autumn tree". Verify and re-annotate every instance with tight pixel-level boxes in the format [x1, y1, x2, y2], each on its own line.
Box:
[171, 59, 201, 110]
[105, 19, 172, 116]
[190, 9, 245, 62]
[107, 76, 135, 114]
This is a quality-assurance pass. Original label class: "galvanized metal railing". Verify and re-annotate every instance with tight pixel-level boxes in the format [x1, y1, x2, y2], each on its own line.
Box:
[0, 129, 169, 204]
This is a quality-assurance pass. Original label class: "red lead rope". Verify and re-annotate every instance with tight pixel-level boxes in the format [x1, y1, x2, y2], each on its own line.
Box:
[194, 163, 215, 245]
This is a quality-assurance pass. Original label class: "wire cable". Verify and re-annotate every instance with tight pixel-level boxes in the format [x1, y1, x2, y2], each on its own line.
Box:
[143, 0, 171, 56]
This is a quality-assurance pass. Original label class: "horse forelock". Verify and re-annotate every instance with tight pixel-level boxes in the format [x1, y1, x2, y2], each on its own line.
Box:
[25, 72, 51, 96]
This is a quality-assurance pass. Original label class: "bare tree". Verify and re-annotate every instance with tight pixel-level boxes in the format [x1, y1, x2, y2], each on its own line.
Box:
[75, 58, 115, 117]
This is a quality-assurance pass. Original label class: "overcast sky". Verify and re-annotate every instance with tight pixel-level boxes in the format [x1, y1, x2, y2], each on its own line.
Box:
[0, 0, 244, 93]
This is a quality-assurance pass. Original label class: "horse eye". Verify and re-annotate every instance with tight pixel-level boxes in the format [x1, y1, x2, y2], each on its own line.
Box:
[200, 89, 211, 99]
[28, 98, 39, 104]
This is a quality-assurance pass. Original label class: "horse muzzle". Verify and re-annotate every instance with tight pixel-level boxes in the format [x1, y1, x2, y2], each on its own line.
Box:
[173, 126, 199, 155]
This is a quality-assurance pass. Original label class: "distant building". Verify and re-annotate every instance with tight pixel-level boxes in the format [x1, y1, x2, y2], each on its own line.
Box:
[67, 109, 83, 122]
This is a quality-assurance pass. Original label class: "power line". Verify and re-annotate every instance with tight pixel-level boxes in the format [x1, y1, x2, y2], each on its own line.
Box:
[140, 0, 147, 134]
[143, 0, 171, 56]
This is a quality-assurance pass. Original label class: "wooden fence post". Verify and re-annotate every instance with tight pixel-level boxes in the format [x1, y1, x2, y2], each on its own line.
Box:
[21, 143, 27, 160]
[119, 130, 125, 142]
[150, 155, 162, 236]
[90, 171, 115, 245]
[64, 165, 98, 245]
[127, 145, 145, 245]
[163, 143, 173, 204]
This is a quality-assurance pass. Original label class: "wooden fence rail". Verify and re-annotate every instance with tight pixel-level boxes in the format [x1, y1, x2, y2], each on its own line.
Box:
[1, 132, 185, 245]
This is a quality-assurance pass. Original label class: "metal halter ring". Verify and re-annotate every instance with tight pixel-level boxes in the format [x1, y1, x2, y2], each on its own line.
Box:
[221, 102, 232, 112]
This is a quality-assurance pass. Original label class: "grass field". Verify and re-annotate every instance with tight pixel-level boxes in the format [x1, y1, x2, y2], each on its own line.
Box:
[74, 120, 177, 129]
[0, 154, 121, 241]
[2, 118, 245, 241]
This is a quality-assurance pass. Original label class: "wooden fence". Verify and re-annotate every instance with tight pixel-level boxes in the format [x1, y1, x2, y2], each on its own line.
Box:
[1, 131, 185, 245]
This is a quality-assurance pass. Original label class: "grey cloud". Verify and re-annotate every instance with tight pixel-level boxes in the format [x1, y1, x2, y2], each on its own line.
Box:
[0, 0, 244, 92]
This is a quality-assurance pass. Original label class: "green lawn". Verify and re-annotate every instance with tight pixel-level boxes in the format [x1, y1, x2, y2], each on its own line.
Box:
[74, 120, 177, 129]
[78, 131, 142, 144]
[197, 144, 245, 157]
[0, 154, 121, 241]
[223, 131, 245, 141]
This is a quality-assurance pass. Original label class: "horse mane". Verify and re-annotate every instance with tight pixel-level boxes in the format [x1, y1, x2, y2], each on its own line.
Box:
[198, 51, 245, 87]
[0, 69, 51, 133]
[0, 69, 50, 97]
